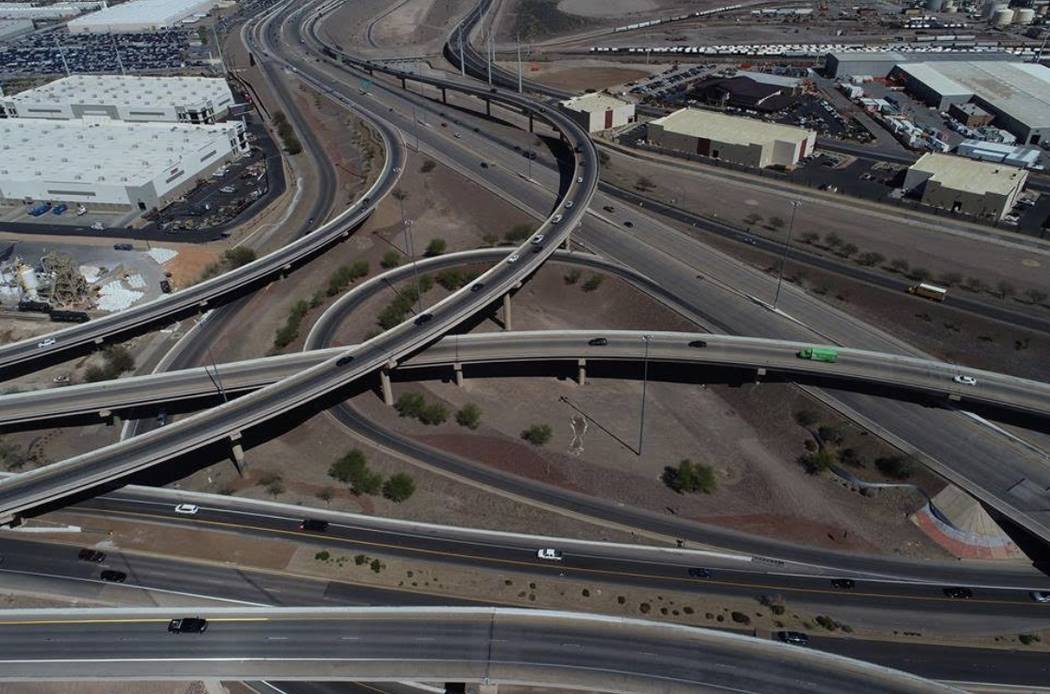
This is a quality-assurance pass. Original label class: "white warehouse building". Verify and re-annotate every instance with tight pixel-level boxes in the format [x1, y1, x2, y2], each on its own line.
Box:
[67, 0, 218, 33]
[558, 93, 635, 133]
[0, 75, 236, 124]
[0, 2, 105, 21]
[0, 117, 249, 210]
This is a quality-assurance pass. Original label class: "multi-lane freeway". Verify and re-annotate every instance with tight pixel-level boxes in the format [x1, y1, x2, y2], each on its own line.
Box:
[0, 606, 959, 693]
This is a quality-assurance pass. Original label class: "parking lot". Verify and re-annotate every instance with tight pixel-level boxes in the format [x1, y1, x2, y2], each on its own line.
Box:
[0, 29, 207, 76]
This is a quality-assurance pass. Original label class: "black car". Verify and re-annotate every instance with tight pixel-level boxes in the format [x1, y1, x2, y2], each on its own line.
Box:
[480, 161, 489, 168]
[688, 340, 708, 348]
[100, 570, 127, 583]
[776, 631, 809, 645]
[168, 617, 208, 634]
[113, 243, 133, 251]
[830, 579, 855, 590]
[470, 282, 484, 292]
[588, 337, 608, 346]
[943, 587, 974, 599]
[78, 549, 105, 563]
[300, 519, 329, 532]
[623, 221, 634, 228]
[414, 313, 433, 326]
[602, 205, 614, 213]
[687, 568, 711, 579]
[336, 355, 355, 366]
[159, 279, 172, 294]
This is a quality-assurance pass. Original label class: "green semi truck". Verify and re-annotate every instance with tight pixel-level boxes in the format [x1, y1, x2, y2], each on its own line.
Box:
[797, 346, 839, 363]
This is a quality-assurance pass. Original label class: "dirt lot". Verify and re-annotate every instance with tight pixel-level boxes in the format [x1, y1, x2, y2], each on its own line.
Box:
[499, 58, 658, 91]
[323, 0, 475, 57]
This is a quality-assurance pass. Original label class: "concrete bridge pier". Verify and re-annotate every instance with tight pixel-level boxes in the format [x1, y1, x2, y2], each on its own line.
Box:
[485, 98, 492, 117]
[380, 368, 394, 406]
[229, 432, 245, 474]
[399, 75, 407, 89]
[502, 293, 512, 331]
[528, 113, 533, 132]
[441, 87, 447, 103]
[98, 409, 120, 427]
[453, 362, 464, 387]
[754, 367, 766, 384]
[577, 358, 587, 385]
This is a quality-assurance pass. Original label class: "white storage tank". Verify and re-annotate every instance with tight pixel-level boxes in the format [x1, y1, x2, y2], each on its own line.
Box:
[985, 1, 1008, 17]
[992, 8, 1014, 25]
[1015, 7, 1036, 22]
[926, 0, 945, 11]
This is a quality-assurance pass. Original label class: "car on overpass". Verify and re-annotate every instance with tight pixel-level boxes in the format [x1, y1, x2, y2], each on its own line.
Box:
[168, 617, 208, 634]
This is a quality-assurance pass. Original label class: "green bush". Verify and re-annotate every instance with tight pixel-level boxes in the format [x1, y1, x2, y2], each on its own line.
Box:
[504, 223, 533, 243]
[420, 159, 436, 173]
[799, 449, 835, 475]
[1019, 634, 1041, 646]
[521, 424, 552, 446]
[273, 299, 311, 349]
[224, 247, 257, 268]
[730, 611, 751, 625]
[662, 459, 717, 494]
[581, 273, 605, 292]
[564, 268, 582, 285]
[436, 269, 467, 290]
[326, 261, 369, 296]
[328, 449, 383, 495]
[382, 473, 416, 502]
[456, 403, 481, 430]
[418, 402, 448, 426]
[380, 250, 402, 269]
[424, 238, 447, 257]
[876, 455, 916, 480]
[395, 393, 426, 418]
[315, 550, 331, 561]
[0, 438, 30, 471]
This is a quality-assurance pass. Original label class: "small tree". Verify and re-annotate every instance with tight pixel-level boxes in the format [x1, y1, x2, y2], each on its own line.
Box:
[799, 448, 835, 474]
[564, 268, 582, 285]
[635, 175, 655, 191]
[382, 473, 416, 502]
[1023, 288, 1048, 305]
[266, 479, 285, 497]
[938, 272, 963, 287]
[581, 273, 605, 292]
[316, 487, 335, 505]
[794, 409, 818, 428]
[103, 345, 135, 375]
[963, 276, 985, 293]
[504, 224, 533, 243]
[224, 246, 257, 268]
[381, 250, 401, 269]
[817, 424, 845, 445]
[395, 392, 426, 418]
[329, 449, 369, 483]
[799, 231, 820, 245]
[420, 159, 436, 173]
[662, 459, 717, 494]
[876, 455, 916, 480]
[424, 238, 447, 257]
[456, 403, 482, 430]
[909, 266, 931, 282]
[823, 232, 842, 248]
[521, 424, 552, 446]
[996, 280, 1016, 301]
[418, 402, 448, 426]
[744, 212, 763, 226]
[769, 216, 785, 230]
[856, 251, 884, 267]
[838, 242, 858, 258]
[889, 258, 910, 274]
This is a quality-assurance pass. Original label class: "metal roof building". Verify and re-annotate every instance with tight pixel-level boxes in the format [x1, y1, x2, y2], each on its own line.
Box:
[0, 2, 104, 21]
[558, 93, 635, 132]
[823, 50, 1016, 78]
[891, 61, 1050, 145]
[67, 0, 217, 34]
[647, 108, 815, 168]
[0, 117, 248, 209]
[0, 75, 235, 124]
[903, 152, 1028, 220]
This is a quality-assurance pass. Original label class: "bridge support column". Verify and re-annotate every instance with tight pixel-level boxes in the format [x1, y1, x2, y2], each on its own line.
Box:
[380, 368, 394, 406]
[502, 293, 512, 331]
[948, 393, 961, 403]
[399, 76, 407, 89]
[577, 358, 587, 385]
[98, 409, 119, 427]
[485, 98, 492, 117]
[528, 113, 534, 132]
[93, 336, 104, 346]
[441, 87, 447, 104]
[229, 432, 245, 474]
[453, 362, 464, 387]
[754, 367, 766, 384]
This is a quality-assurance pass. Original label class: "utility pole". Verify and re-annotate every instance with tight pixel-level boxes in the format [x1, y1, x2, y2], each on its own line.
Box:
[205, 346, 229, 404]
[213, 25, 227, 75]
[487, 32, 493, 86]
[397, 192, 424, 315]
[111, 34, 125, 75]
[638, 334, 652, 456]
[459, 30, 465, 77]
[54, 33, 70, 76]
[516, 34, 523, 93]
[773, 200, 801, 310]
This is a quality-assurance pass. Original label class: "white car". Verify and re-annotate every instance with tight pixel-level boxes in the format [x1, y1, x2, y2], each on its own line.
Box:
[75, 205, 87, 216]
[1031, 591, 1050, 603]
[52, 374, 70, 384]
[506, 253, 520, 264]
[577, 176, 584, 183]
[220, 185, 236, 194]
[174, 504, 200, 515]
[552, 214, 563, 224]
[953, 375, 977, 386]
[564, 200, 574, 208]
[530, 234, 544, 245]
[91, 221, 105, 231]
[37, 338, 56, 348]
[537, 548, 563, 561]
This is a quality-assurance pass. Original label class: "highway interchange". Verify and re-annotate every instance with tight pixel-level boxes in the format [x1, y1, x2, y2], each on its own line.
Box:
[0, 0, 1049, 690]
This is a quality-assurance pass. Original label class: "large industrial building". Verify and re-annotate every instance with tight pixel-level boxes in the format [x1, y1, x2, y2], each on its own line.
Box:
[0, 2, 105, 21]
[889, 61, 1050, 145]
[558, 93, 634, 133]
[903, 153, 1028, 220]
[647, 108, 816, 168]
[0, 75, 235, 124]
[823, 50, 1016, 79]
[0, 117, 249, 210]
[67, 0, 217, 34]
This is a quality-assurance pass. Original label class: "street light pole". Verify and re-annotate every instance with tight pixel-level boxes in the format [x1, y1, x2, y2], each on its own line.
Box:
[638, 334, 652, 456]
[773, 200, 801, 310]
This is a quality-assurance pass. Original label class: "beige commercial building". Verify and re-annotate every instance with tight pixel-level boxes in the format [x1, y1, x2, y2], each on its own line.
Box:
[903, 153, 1027, 221]
[647, 108, 816, 168]
[558, 92, 635, 133]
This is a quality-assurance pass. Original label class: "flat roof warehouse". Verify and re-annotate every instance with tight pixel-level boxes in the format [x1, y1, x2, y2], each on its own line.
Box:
[68, 0, 217, 33]
[650, 108, 812, 147]
[2, 75, 233, 115]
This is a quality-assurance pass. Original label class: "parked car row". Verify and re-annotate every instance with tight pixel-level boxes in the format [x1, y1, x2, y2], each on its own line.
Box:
[0, 29, 197, 75]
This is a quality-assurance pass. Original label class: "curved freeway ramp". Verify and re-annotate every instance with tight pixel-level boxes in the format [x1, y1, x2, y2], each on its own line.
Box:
[0, 607, 959, 693]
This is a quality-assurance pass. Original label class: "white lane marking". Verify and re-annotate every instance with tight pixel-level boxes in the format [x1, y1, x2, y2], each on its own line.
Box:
[0, 568, 268, 607]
